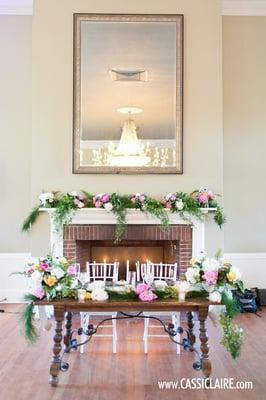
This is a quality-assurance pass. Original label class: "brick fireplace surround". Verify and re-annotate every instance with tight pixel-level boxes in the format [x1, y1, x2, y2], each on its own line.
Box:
[63, 224, 192, 276]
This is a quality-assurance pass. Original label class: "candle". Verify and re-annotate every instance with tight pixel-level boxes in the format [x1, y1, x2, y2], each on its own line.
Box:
[77, 288, 86, 301]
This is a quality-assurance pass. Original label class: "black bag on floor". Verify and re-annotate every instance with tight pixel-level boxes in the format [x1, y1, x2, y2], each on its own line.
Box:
[233, 289, 258, 313]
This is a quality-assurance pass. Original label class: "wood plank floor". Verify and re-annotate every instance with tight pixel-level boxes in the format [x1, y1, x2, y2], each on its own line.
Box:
[0, 304, 265, 400]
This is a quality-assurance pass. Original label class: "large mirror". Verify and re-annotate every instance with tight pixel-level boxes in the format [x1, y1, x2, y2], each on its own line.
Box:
[73, 14, 183, 174]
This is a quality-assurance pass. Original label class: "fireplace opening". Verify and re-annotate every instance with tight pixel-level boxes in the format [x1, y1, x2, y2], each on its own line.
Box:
[76, 240, 179, 280]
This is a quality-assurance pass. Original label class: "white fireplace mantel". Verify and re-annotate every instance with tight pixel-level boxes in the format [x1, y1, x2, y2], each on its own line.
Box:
[40, 208, 216, 259]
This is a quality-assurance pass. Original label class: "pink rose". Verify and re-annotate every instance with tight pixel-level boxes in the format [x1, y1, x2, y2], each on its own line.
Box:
[67, 265, 76, 276]
[203, 270, 218, 285]
[165, 202, 172, 209]
[94, 201, 102, 208]
[139, 195, 145, 203]
[135, 283, 150, 295]
[25, 267, 34, 275]
[101, 194, 110, 203]
[40, 262, 49, 271]
[139, 290, 157, 302]
[197, 194, 209, 204]
[32, 287, 45, 299]
[170, 194, 176, 201]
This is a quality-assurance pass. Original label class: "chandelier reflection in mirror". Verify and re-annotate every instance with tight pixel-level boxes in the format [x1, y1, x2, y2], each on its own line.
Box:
[81, 107, 174, 168]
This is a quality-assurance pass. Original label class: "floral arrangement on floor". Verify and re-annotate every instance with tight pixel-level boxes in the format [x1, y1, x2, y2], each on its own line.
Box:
[22, 188, 225, 241]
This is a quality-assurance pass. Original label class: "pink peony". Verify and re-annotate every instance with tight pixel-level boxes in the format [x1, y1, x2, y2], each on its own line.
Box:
[170, 194, 177, 201]
[94, 201, 102, 208]
[139, 290, 157, 302]
[32, 287, 45, 299]
[40, 262, 49, 271]
[101, 194, 110, 203]
[203, 270, 218, 285]
[67, 265, 76, 276]
[197, 194, 209, 204]
[135, 283, 150, 295]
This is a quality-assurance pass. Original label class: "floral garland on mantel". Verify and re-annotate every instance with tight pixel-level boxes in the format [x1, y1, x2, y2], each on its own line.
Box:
[22, 188, 226, 241]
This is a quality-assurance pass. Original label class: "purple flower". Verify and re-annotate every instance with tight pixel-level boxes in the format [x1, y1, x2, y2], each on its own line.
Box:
[67, 265, 76, 276]
[139, 290, 157, 302]
[139, 195, 145, 203]
[203, 270, 218, 285]
[170, 194, 177, 201]
[94, 201, 102, 208]
[135, 283, 150, 295]
[32, 287, 45, 299]
[101, 194, 110, 203]
[40, 262, 49, 271]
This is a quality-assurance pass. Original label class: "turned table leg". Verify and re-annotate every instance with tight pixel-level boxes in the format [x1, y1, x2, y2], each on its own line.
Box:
[198, 307, 212, 382]
[64, 312, 73, 351]
[49, 306, 65, 387]
[186, 311, 196, 347]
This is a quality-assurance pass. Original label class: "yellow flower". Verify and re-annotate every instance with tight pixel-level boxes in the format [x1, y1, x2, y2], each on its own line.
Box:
[85, 291, 91, 300]
[33, 264, 40, 270]
[59, 257, 68, 265]
[227, 271, 237, 282]
[44, 275, 57, 287]
[190, 256, 197, 265]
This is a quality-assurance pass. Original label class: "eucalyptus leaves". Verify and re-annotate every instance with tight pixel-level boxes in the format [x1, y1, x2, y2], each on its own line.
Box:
[22, 188, 226, 241]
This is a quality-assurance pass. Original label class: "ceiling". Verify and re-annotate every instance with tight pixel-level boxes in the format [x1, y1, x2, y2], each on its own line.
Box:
[1, 1, 266, 15]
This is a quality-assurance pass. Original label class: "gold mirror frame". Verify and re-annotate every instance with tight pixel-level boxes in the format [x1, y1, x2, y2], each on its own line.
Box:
[73, 13, 184, 174]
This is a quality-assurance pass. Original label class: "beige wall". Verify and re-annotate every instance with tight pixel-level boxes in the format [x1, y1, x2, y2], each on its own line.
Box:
[223, 17, 266, 252]
[0, 16, 32, 252]
[31, 0, 223, 255]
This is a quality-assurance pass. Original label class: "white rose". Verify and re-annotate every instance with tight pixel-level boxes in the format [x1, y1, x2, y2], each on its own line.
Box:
[91, 288, 108, 301]
[175, 200, 184, 210]
[77, 201, 84, 209]
[165, 193, 172, 201]
[50, 267, 65, 280]
[209, 291, 222, 303]
[39, 192, 54, 206]
[135, 193, 141, 197]
[104, 202, 113, 212]
[185, 267, 200, 284]
[202, 258, 220, 272]
[68, 191, 78, 197]
[154, 280, 167, 289]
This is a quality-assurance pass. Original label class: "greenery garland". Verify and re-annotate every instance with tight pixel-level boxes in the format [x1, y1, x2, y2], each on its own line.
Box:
[22, 294, 39, 343]
[22, 189, 226, 241]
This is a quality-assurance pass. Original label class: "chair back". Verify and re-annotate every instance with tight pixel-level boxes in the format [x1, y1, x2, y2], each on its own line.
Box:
[136, 261, 178, 282]
[86, 261, 119, 282]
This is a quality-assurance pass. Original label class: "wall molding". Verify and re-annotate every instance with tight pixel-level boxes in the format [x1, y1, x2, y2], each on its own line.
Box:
[223, 1, 266, 16]
[1, 1, 266, 16]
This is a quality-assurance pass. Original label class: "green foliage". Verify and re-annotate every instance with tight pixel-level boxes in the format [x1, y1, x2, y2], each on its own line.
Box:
[214, 206, 226, 228]
[154, 286, 179, 299]
[106, 288, 137, 300]
[110, 193, 131, 241]
[142, 197, 169, 229]
[81, 190, 94, 207]
[219, 313, 244, 359]
[52, 193, 77, 229]
[21, 294, 38, 343]
[21, 206, 40, 232]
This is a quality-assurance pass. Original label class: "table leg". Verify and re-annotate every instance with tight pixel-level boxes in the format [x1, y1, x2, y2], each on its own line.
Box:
[186, 311, 196, 347]
[198, 307, 212, 382]
[49, 305, 64, 387]
[64, 312, 73, 351]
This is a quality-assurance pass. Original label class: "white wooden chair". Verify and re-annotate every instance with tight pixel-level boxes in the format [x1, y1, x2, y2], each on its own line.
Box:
[80, 261, 119, 354]
[136, 262, 181, 355]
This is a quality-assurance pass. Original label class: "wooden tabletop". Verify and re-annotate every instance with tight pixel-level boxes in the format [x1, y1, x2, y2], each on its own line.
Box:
[35, 298, 213, 312]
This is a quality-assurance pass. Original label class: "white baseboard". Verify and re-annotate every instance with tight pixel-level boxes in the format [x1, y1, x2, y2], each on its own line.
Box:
[0, 253, 30, 302]
[224, 253, 266, 288]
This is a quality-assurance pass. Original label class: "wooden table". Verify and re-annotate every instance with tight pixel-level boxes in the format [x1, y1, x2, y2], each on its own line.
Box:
[36, 298, 212, 387]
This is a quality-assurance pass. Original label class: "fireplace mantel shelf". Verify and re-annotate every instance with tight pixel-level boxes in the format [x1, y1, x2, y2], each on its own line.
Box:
[39, 207, 216, 225]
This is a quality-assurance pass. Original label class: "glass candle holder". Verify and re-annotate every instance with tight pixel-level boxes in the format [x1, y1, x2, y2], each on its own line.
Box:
[77, 288, 86, 301]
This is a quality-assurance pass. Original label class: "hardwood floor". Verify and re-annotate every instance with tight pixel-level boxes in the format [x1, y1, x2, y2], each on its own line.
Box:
[0, 304, 265, 400]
